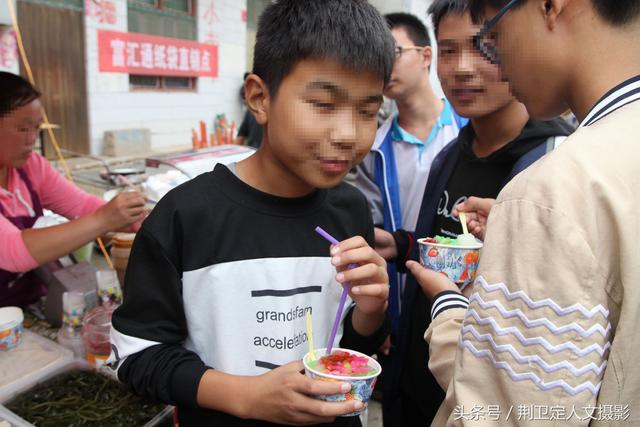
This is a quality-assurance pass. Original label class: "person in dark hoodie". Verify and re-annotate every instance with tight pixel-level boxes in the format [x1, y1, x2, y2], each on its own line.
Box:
[373, 1, 574, 425]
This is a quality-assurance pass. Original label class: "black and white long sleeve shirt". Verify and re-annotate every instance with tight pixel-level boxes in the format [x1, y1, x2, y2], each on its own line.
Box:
[109, 164, 388, 426]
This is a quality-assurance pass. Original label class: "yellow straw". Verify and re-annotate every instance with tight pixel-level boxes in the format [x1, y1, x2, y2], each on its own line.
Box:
[96, 238, 114, 270]
[306, 311, 316, 361]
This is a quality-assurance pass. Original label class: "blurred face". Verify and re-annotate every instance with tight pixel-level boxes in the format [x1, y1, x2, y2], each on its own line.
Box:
[384, 27, 431, 100]
[437, 12, 515, 118]
[481, 2, 570, 118]
[0, 99, 43, 169]
[264, 58, 384, 190]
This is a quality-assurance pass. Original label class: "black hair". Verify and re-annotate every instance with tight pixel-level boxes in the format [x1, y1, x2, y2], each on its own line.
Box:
[469, 0, 525, 22]
[385, 12, 432, 47]
[469, 0, 640, 26]
[591, 0, 640, 26]
[0, 72, 41, 118]
[428, 0, 471, 37]
[252, 0, 395, 97]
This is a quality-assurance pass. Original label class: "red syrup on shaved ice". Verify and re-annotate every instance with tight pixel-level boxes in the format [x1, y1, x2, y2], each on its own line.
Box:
[308, 350, 378, 377]
[303, 347, 382, 416]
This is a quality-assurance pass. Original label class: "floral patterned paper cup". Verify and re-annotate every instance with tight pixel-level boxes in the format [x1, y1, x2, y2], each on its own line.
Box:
[0, 306, 24, 351]
[303, 348, 381, 416]
[417, 238, 483, 288]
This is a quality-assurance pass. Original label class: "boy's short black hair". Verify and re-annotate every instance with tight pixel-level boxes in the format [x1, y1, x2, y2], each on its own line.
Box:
[468, 0, 523, 22]
[252, 0, 395, 97]
[0, 72, 41, 117]
[428, 0, 471, 37]
[385, 12, 432, 47]
[469, 0, 640, 26]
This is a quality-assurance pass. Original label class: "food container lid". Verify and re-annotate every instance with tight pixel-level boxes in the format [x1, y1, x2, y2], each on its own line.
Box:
[0, 331, 74, 404]
[112, 233, 135, 248]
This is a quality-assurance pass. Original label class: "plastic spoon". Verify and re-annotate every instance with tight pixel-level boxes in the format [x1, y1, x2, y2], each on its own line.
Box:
[457, 212, 477, 246]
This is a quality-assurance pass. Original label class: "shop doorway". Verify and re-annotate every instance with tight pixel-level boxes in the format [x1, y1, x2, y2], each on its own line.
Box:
[18, 0, 90, 156]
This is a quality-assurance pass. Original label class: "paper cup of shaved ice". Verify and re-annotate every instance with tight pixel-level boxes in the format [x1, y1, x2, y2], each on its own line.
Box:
[417, 235, 483, 288]
[303, 348, 381, 416]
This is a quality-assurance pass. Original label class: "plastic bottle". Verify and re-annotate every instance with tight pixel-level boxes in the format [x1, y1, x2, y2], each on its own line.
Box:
[57, 291, 86, 358]
[96, 269, 122, 306]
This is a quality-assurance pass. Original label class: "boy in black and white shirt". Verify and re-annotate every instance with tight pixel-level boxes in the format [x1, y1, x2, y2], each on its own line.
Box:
[108, 1, 395, 426]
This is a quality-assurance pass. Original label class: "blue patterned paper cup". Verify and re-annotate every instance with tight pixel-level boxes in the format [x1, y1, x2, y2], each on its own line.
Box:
[0, 306, 24, 351]
[303, 348, 381, 416]
[417, 238, 483, 288]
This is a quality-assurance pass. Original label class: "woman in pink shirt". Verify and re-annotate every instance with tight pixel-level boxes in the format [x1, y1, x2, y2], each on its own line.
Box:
[0, 72, 146, 307]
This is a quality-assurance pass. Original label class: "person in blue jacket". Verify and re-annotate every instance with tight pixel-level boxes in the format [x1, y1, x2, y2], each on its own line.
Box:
[373, 1, 574, 425]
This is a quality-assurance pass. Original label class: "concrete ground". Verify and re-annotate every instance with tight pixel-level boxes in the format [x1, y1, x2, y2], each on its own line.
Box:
[366, 399, 383, 427]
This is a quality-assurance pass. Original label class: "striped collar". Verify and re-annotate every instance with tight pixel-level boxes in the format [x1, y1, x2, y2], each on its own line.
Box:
[581, 75, 640, 128]
[390, 115, 426, 146]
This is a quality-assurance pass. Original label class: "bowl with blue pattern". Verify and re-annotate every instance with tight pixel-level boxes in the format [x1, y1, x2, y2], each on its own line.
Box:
[418, 236, 483, 288]
[303, 348, 381, 416]
[0, 307, 24, 351]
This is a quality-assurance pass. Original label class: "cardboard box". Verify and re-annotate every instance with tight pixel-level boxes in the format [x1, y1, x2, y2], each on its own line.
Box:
[103, 128, 151, 157]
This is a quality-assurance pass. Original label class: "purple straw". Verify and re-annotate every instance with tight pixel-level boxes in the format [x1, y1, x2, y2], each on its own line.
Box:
[315, 226, 356, 355]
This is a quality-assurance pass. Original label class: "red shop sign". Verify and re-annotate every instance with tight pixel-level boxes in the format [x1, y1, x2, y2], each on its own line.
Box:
[98, 30, 218, 78]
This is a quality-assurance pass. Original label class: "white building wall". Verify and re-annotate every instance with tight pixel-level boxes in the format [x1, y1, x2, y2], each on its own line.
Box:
[410, 0, 433, 21]
[368, 0, 434, 27]
[85, 0, 247, 155]
[0, 0, 11, 24]
[368, 0, 403, 15]
[0, 0, 19, 74]
[415, 0, 445, 98]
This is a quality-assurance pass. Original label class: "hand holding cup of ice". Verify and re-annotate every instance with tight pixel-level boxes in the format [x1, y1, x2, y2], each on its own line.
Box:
[417, 212, 483, 289]
[303, 228, 383, 416]
[303, 312, 381, 417]
[303, 348, 381, 416]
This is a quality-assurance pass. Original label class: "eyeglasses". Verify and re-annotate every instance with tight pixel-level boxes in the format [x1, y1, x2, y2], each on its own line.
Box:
[394, 45, 425, 58]
[473, 0, 524, 64]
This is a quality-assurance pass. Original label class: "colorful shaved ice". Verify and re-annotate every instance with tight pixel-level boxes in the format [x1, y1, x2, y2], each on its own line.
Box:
[308, 350, 378, 377]
[423, 235, 478, 246]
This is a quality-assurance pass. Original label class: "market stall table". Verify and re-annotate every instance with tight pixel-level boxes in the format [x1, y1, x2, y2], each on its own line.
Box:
[0, 309, 174, 426]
